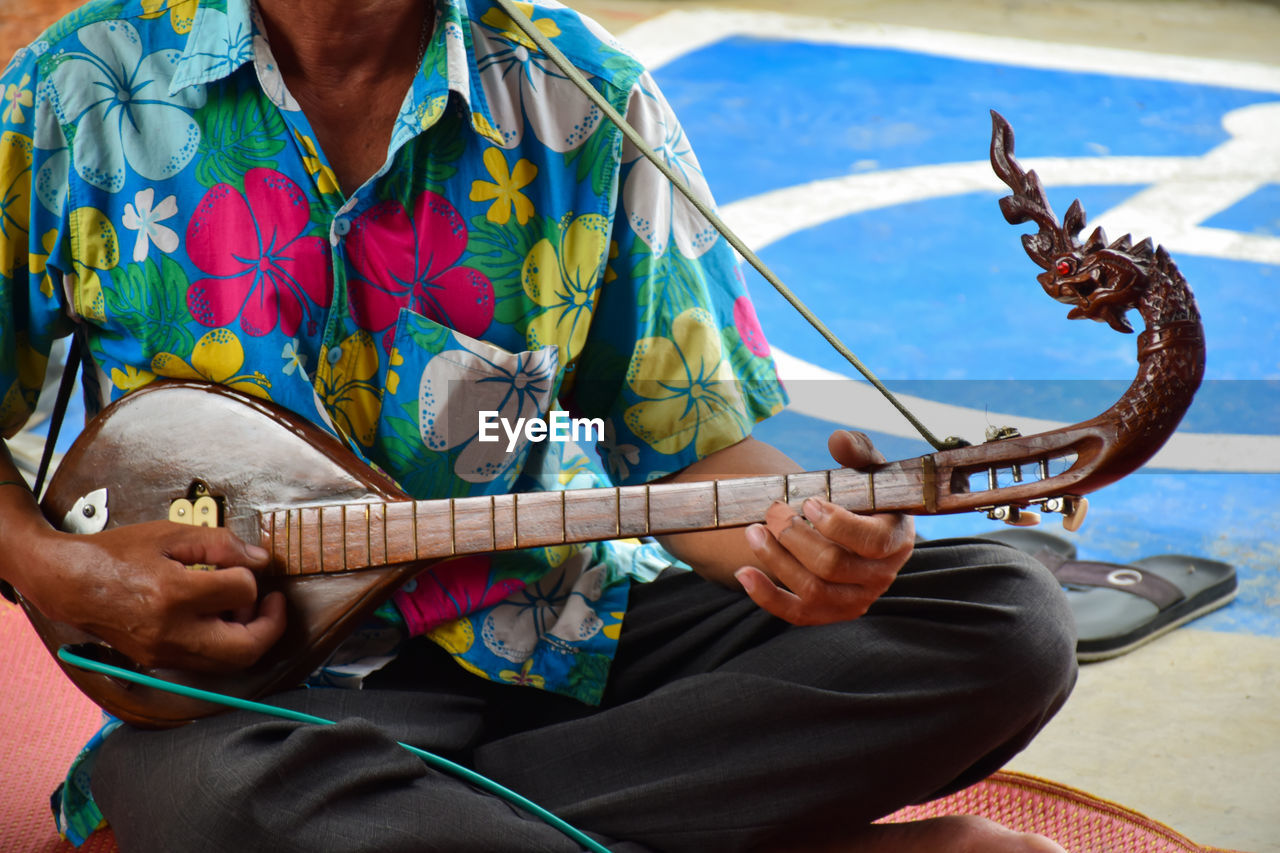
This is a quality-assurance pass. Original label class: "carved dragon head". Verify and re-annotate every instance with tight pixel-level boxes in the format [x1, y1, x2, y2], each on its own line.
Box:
[989, 111, 1155, 334]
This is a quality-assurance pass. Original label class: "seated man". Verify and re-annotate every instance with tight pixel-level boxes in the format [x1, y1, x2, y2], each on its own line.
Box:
[0, 0, 1074, 850]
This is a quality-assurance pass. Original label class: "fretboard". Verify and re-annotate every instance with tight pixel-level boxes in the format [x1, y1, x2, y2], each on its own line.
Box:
[258, 465, 927, 576]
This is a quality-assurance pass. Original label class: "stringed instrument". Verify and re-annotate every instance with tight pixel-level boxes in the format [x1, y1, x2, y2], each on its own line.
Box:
[22, 112, 1204, 728]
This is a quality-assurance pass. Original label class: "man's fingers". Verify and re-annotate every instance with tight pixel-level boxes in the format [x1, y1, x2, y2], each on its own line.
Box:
[177, 564, 262, 613]
[799, 499, 913, 564]
[160, 523, 271, 571]
[828, 429, 886, 469]
[174, 591, 288, 672]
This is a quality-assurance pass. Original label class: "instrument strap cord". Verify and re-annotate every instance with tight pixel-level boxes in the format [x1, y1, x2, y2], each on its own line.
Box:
[58, 646, 612, 853]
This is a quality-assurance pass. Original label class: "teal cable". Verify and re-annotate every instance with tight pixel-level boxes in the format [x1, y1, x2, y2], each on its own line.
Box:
[57, 647, 611, 853]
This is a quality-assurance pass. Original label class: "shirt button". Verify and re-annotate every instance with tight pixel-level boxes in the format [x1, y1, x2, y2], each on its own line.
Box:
[333, 216, 351, 236]
[327, 346, 343, 364]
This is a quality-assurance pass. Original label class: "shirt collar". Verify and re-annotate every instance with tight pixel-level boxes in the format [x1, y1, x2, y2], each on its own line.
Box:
[168, 0, 504, 146]
[168, 0, 257, 94]
[402, 0, 504, 146]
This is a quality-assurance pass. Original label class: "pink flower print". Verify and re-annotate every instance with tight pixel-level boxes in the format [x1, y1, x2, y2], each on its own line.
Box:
[392, 555, 525, 636]
[733, 296, 771, 357]
[346, 190, 494, 348]
[186, 168, 332, 337]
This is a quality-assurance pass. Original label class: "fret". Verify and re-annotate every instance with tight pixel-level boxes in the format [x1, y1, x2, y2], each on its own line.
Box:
[564, 488, 621, 543]
[382, 501, 389, 565]
[384, 500, 418, 564]
[364, 504, 372, 569]
[340, 505, 348, 572]
[712, 479, 719, 527]
[343, 503, 368, 569]
[413, 499, 453, 560]
[453, 496, 495, 554]
[511, 491, 565, 549]
[714, 476, 782, 527]
[299, 506, 322, 574]
[285, 510, 296, 575]
[317, 506, 327, 573]
[267, 511, 278, 572]
[368, 502, 387, 567]
[492, 493, 517, 550]
[617, 485, 649, 538]
[412, 500, 420, 560]
[786, 471, 831, 509]
[647, 481, 714, 534]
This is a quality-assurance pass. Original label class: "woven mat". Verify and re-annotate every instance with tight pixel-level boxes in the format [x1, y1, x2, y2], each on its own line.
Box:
[1, 603, 1243, 853]
[882, 771, 1245, 853]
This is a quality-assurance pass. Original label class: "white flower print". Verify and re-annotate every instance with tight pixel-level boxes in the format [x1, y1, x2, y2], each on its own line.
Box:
[473, 10, 601, 151]
[621, 77, 719, 258]
[418, 336, 559, 483]
[48, 20, 205, 192]
[121, 188, 179, 262]
[480, 550, 605, 663]
[601, 418, 639, 483]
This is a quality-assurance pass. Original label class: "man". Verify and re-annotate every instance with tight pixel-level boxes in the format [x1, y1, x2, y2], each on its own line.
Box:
[0, 0, 1074, 850]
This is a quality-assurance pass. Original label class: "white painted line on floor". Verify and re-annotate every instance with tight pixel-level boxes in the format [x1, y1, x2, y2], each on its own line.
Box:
[622, 10, 1280, 90]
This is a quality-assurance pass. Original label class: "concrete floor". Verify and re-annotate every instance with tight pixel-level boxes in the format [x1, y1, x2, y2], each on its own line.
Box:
[1, 1, 1276, 851]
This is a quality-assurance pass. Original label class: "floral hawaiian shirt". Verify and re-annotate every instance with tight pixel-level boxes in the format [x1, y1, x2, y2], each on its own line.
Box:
[0, 0, 786, 842]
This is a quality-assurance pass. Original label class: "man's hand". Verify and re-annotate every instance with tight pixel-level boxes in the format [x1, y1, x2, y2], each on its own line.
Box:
[732, 431, 914, 625]
[21, 521, 287, 672]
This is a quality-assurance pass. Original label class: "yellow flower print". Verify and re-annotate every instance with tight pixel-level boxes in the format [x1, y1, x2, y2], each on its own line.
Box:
[469, 112, 505, 146]
[523, 213, 609, 365]
[315, 331, 381, 447]
[66, 206, 120, 323]
[0, 131, 32, 278]
[151, 328, 272, 398]
[470, 147, 537, 226]
[385, 347, 404, 396]
[602, 611, 625, 641]
[109, 364, 157, 393]
[428, 618, 475, 655]
[294, 131, 340, 195]
[416, 94, 449, 132]
[29, 229, 57, 298]
[623, 308, 749, 457]
[480, 2, 561, 50]
[2, 74, 33, 125]
[140, 0, 198, 34]
[499, 658, 546, 688]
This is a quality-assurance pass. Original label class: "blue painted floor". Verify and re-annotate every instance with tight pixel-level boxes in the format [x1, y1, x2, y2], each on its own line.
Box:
[648, 29, 1280, 636]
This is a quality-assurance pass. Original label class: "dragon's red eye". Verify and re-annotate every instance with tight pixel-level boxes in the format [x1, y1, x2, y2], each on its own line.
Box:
[1056, 260, 1072, 275]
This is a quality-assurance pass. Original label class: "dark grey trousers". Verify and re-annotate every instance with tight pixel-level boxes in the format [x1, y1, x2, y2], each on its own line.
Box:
[94, 539, 1076, 853]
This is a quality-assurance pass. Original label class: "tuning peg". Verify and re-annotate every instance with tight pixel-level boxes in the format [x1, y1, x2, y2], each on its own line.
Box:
[1061, 496, 1088, 532]
[986, 505, 1041, 527]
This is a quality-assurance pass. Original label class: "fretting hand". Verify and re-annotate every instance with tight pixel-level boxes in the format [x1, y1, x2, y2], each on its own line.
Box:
[733, 430, 915, 625]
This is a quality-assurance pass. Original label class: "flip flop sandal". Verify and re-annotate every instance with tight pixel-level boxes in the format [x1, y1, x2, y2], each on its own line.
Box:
[976, 530, 1238, 662]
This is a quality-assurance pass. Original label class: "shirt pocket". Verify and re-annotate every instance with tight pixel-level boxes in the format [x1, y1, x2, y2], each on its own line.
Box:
[369, 306, 562, 499]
